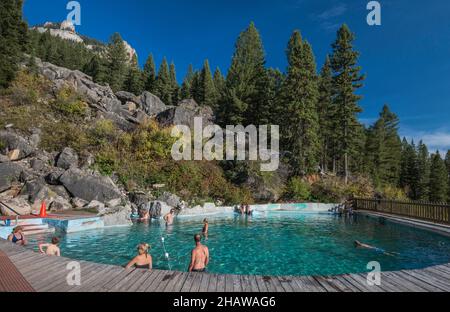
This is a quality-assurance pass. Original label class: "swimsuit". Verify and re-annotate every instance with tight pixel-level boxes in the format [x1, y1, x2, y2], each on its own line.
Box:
[135, 264, 151, 269]
[11, 234, 23, 244]
[192, 268, 206, 273]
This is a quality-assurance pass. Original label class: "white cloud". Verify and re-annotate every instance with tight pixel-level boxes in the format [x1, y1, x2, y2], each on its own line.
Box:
[317, 4, 347, 20]
[401, 129, 450, 154]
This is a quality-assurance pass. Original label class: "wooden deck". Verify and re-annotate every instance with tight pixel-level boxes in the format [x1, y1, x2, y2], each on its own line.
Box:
[1, 239, 450, 292]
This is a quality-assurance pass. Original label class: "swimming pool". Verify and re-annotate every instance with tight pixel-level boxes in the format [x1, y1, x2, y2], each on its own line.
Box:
[25, 212, 450, 277]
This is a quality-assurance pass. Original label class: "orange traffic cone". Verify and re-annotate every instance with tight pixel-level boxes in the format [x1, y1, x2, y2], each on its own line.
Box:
[39, 201, 47, 218]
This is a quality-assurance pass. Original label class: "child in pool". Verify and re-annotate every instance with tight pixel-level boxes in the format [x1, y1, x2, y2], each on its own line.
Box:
[39, 237, 61, 257]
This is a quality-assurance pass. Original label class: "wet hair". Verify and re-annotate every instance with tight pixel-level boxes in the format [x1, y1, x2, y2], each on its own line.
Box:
[137, 243, 150, 255]
[354, 241, 361, 247]
[203, 218, 208, 223]
[194, 234, 202, 243]
[51, 237, 60, 245]
[13, 226, 23, 234]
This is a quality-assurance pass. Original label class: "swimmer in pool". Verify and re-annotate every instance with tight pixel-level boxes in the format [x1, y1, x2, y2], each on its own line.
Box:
[354, 240, 398, 256]
[188, 234, 209, 273]
[164, 209, 175, 226]
[126, 243, 152, 270]
[38, 237, 61, 257]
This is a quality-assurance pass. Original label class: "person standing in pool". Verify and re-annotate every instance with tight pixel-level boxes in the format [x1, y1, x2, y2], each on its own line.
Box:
[7, 226, 27, 246]
[202, 219, 209, 240]
[38, 237, 61, 257]
[126, 243, 152, 270]
[164, 209, 175, 226]
[188, 234, 209, 273]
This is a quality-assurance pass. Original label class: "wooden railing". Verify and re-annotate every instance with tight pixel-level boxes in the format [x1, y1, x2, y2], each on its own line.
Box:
[353, 198, 450, 225]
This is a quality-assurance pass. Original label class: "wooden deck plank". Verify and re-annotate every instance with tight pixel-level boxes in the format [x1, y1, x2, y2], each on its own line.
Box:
[162, 271, 186, 292]
[198, 272, 211, 292]
[0, 251, 35, 292]
[406, 269, 450, 291]
[216, 274, 226, 292]
[142, 270, 168, 292]
[69, 265, 123, 292]
[109, 268, 148, 292]
[46, 261, 101, 292]
[207, 274, 219, 292]
[277, 276, 295, 292]
[291, 276, 326, 292]
[313, 276, 339, 292]
[254, 275, 269, 292]
[396, 270, 446, 292]
[134, 270, 161, 292]
[382, 272, 428, 292]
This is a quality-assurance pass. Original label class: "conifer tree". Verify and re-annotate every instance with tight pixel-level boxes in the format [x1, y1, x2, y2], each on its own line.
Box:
[180, 64, 195, 100]
[124, 54, 144, 95]
[279, 31, 320, 175]
[199, 59, 217, 108]
[429, 151, 448, 203]
[0, 0, 28, 89]
[213, 67, 226, 97]
[400, 140, 419, 198]
[107, 32, 129, 92]
[317, 56, 336, 172]
[221, 22, 266, 125]
[446, 150, 450, 201]
[170, 62, 179, 105]
[143, 54, 156, 93]
[154, 57, 172, 104]
[416, 141, 430, 201]
[330, 24, 365, 183]
[84, 55, 108, 84]
[190, 70, 202, 104]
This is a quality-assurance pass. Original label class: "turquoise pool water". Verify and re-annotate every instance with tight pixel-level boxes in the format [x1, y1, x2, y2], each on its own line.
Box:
[26, 212, 450, 276]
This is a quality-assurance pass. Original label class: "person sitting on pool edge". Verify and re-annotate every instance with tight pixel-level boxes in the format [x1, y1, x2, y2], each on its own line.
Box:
[188, 234, 209, 273]
[7, 226, 27, 246]
[126, 243, 152, 270]
[38, 237, 61, 257]
[202, 219, 209, 240]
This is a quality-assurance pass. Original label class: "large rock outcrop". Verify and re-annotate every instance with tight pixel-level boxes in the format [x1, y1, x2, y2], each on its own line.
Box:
[156, 99, 214, 128]
[60, 168, 122, 203]
[0, 130, 36, 160]
[0, 162, 24, 192]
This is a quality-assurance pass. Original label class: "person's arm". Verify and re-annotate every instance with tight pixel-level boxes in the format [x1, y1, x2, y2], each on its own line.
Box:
[125, 256, 138, 269]
[56, 247, 61, 257]
[7, 234, 13, 242]
[39, 243, 50, 253]
[204, 247, 210, 267]
[149, 255, 153, 271]
[188, 250, 196, 272]
[21, 235, 27, 246]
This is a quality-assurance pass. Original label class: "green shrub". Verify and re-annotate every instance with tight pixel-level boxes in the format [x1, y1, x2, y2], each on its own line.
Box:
[52, 86, 88, 118]
[95, 152, 117, 176]
[0, 139, 5, 150]
[377, 185, 408, 201]
[284, 177, 312, 202]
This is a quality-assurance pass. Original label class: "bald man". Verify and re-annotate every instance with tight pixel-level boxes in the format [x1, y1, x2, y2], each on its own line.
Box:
[188, 234, 209, 272]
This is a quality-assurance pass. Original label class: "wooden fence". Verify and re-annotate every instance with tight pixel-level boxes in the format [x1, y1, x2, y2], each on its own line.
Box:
[353, 198, 450, 225]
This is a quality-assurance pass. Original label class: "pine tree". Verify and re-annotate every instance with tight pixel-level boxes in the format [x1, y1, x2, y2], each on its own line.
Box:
[279, 31, 320, 175]
[143, 54, 156, 93]
[190, 70, 202, 104]
[365, 105, 402, 187]
[416, 141, 430, 201]
[107, 33, 129, 92]
[180, 64, 194, 100]
[169, 62, 179, 105]
[124, 54, 144, 95]
[0, 0, 28, 88]
[330, 24, 365, 183]
[317, 56, 336, 172]
[429, 151, 448, 203]
[154, 57, 172, 105]
[400, 139, 419, 198]
[84, 55, 108, 84]
[213, 67, 226, 96]
[221, 22, 266, 125]
[199, 59, 217, 108]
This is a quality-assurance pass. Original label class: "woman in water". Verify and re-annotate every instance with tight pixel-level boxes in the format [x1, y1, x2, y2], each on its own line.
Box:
[7, 226, 27, 246]
[126, 243, 152, 270]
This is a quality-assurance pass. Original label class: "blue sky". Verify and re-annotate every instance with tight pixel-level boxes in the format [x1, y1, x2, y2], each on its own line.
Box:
[23, 0, 450, 153]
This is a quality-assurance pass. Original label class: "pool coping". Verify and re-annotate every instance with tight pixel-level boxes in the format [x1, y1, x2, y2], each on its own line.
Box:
[1, 237, 450, 292]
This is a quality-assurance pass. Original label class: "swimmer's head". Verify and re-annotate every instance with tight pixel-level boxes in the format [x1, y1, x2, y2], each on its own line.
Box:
[354, 240, 361, 247]
[51, 237, 60, 245]
[203, 218, 208, 224]
[137, 243, 150, 255]
[13, 226, 23, 234]
[194, 234, 202, 243]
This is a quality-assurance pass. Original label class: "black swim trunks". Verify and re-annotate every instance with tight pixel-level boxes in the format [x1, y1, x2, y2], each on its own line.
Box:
[192, 268, 206, 273]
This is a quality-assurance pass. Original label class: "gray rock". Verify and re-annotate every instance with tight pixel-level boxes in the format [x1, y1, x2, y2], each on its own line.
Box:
[0, 196, 32, 216]
[30, 159, 45, 172]
[45, 169, 64, 185]
[0, 154, 10, 163]
[86, 200, 106, 212]
[157, 192, 181, 208]
[0, 131, 35, 160]
[0, 162, 24, 192]
[56, 147, 79, 170]
[71, 197, 89, 209]
[139, 91, 167, 116]
[49, 185, 71, 200]
[128, 192, 151, 206]
[20, 178, 52, 204]
[60, 168, 122, 202]
[106, 198, 122, 208]
[156, 99, 214, 129]
[100, 206, 132, 227]
[49, 196, 72, 212]
[116, 91, 139, 104]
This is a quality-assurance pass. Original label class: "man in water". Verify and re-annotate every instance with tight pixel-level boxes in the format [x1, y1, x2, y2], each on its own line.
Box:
[164, 209, 175, 226]
[38, 237, 61, 257]
[188, 234, 209, 272]
[202, 219, 209, 240]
